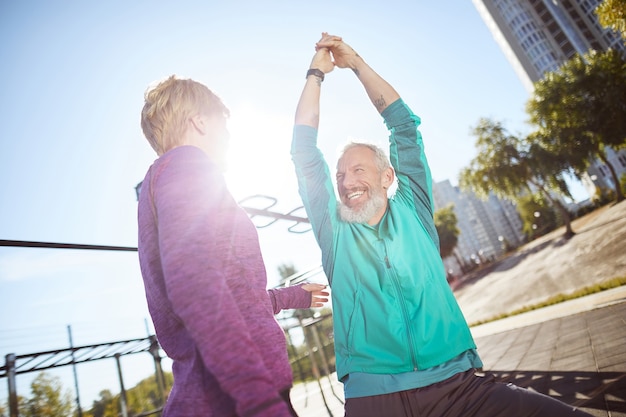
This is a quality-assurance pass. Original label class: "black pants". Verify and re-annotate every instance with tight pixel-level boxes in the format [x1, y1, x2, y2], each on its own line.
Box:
[344, 370, 593, 417]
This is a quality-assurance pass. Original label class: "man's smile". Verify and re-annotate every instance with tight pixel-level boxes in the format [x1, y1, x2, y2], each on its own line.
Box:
[347, 190, 365, 200]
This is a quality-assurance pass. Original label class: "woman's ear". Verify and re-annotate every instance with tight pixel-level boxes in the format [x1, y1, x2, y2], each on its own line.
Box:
[189, 114, 208, 135]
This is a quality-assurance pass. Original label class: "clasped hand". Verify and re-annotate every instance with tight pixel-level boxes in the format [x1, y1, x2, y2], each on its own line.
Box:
[309, 32, 360, 74]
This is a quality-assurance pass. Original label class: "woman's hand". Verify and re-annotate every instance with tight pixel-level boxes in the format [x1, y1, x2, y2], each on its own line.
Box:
[301, 283, 330, 308]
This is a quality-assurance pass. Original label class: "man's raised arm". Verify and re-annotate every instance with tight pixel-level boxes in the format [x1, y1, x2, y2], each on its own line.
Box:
[294, 40, 335, 127]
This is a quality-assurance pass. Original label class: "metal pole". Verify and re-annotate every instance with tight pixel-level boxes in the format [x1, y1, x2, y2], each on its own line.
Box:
[0, 239, 137, 252]
[297, 313, 334, 417]
[6, 353, 18, 417]
[149, 335, 166, 407]
[310, 320, 343, 404]
[67, 325, 83, 417]
[115, 353, 129, 417]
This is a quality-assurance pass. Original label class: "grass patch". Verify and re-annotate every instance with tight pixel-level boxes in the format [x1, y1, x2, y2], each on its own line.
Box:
[469, 276, 626, 327]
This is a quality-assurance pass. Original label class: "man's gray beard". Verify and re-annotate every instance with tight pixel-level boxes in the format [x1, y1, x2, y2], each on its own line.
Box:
[338, 193, 386, 224]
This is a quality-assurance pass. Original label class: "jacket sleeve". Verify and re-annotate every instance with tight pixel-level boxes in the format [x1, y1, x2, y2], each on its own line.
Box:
[268, 284, 312, 314]
[151, 148, 291, 417]
[382, 99, 439, 247]
[291, 124, 337, 274]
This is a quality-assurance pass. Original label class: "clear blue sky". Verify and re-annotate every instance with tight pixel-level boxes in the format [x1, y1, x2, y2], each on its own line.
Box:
[0, 0, 587, 409]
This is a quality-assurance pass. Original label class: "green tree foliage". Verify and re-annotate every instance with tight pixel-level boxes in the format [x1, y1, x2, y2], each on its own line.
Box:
[434, 204, 460, 259]
[595, 0, 626, 38]
[84, 390, 116, 417]
[527, 49, 626, 203]
[125, 373, 172, 413]
[84, 373, 173, 417]
[459, 118, 575, 238]
[21, 372, 73, 417]
[516, 194, 559, 239]
[13, 395, 28, 417]
[1, 369, 173, 417]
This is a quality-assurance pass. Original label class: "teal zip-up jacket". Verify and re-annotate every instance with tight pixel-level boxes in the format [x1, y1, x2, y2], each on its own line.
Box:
[291, 99, 477, 382]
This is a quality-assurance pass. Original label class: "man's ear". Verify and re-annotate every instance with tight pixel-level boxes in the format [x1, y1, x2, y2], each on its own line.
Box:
[382, 167, 395, 189]
[189, 114, 207, 135]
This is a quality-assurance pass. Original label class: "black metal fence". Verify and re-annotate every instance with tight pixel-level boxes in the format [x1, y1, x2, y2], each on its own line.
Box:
[1, 335, 167, 417]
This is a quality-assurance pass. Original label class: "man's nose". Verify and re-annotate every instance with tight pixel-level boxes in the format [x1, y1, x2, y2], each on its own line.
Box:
[340, 173, 356, 190]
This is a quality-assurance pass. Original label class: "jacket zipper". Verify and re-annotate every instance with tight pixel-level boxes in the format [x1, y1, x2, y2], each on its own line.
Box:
[384, 242, 419, 371]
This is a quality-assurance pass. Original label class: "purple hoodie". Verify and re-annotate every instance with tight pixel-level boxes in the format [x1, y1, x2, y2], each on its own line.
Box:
[138, 145, 311, 416]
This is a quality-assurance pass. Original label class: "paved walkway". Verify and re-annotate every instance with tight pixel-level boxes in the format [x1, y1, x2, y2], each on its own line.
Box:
[474, 299, 626, 417]
[291, 373, 344, 417]
[454, 201, 626, 326]
[291, 291, 626, 417]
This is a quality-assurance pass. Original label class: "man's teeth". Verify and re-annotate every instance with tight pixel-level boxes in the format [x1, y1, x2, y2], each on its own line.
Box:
[348, 191, 364, 200]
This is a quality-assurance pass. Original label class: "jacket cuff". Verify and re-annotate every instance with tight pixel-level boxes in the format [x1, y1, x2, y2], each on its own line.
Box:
[268, 284, 311, 314]
[382, 98, 421, 129]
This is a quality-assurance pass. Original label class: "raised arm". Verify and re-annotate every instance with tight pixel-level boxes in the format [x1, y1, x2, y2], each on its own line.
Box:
[294, 38, 335, 127]
[316, 33, 400, 114]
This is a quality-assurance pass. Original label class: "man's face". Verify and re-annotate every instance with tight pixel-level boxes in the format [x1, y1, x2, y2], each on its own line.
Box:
[336, 146, 391, 225]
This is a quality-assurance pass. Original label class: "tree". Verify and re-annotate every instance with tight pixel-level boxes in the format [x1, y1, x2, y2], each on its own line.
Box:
[595, 0, 626, 39]
[85, 390, 116, 417]
[125, 374, 172, 416]
[434, 204, 460, 259]
[22, 372, 73, 417]
[459, 118, 575, 238]
[84, 372, 173, 417]
[516, 194, 559, 239]
[527, 49, 626, 203]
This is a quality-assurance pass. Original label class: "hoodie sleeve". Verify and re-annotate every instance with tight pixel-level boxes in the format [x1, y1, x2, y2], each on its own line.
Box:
[268, 284, 313, 314]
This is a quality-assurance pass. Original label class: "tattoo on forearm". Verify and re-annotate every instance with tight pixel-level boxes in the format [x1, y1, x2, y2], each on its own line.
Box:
[374, 95, 386, 111]
[315, 77, 322, 87]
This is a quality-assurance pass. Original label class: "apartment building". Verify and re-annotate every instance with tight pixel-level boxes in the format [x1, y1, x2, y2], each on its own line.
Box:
[432, 180, 525, 276]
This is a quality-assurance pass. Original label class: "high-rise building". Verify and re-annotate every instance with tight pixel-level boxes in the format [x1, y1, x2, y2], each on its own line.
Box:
[473, 0, 625, 91]
[472, 0, 626, 199]
[433, 180, 525, 277]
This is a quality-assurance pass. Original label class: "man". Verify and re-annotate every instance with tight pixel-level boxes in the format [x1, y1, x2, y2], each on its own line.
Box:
[137, 75, 328, 416]
[291, 33, 592, 417]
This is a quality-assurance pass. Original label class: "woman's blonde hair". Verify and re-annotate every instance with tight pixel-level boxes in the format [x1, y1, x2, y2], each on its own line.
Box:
[140, 75, 230, 155]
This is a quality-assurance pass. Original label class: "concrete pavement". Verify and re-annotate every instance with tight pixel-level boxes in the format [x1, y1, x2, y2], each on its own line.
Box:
[470, 284, 626, 338]
[291, 373, 344, 417]
[473, 296, 626, 417]
[454, 201, 626, 326]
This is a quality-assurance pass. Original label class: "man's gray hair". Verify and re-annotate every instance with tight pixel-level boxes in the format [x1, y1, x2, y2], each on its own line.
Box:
[339, 142, 391, 173]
